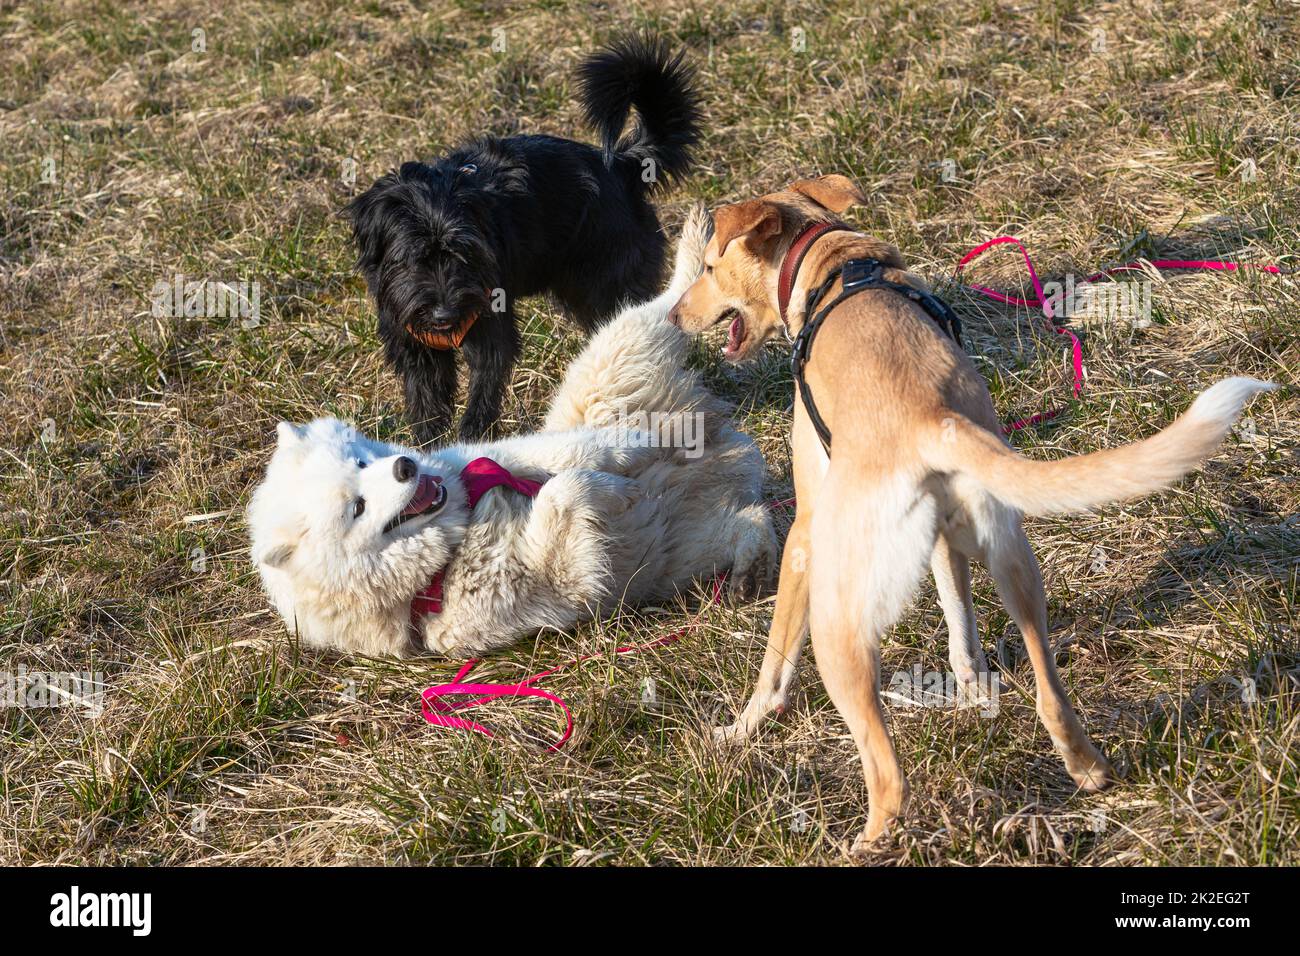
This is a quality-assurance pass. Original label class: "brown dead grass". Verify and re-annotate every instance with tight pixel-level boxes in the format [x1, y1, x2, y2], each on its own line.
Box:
[0, 0, 1297, 865]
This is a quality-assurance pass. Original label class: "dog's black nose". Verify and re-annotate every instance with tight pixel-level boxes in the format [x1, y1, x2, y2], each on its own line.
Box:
[393, 456, 418, 482]
[430, 307, 459, 330]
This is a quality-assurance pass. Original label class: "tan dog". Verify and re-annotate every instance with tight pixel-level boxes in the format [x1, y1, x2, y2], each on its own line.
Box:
[668, 174, 1275, 853]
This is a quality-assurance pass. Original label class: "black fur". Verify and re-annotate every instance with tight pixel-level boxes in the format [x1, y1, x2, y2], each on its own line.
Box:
[345, 36, 700, 443]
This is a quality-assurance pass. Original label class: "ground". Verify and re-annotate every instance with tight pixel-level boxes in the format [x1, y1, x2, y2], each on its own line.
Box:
[1, 0, 1297, 866]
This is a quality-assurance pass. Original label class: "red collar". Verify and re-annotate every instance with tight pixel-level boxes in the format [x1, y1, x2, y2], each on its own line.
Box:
[410, 457, 545, 621]
[776, 221, 853, 327]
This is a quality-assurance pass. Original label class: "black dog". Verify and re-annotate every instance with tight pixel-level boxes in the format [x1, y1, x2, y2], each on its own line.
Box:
[345, 36, 700, 443]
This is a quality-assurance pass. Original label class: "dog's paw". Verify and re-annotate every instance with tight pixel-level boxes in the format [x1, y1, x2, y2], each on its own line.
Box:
[721, 504, 777, 604]
[426, 630, 461, 655]
[580, 470, 641, 514]
[725, 553, 768, 604]
[711, 722, 749, 747]
[1068, 754, 1117, 793]
[848, 829, 889, 862]
[456, 413, 498, 443]
[411, 412, 454, 448]
[848, 809, 904, 860]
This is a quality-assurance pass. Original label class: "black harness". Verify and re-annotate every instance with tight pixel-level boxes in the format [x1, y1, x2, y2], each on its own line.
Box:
[790, 257, 964, 453]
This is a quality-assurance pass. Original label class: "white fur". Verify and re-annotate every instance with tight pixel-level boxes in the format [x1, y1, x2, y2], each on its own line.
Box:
[1186, 376, 1277, 426]
[247, 208, 777, 657]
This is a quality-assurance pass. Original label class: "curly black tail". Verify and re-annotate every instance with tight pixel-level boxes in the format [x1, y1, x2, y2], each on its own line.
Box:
[576, 35, 700, 193]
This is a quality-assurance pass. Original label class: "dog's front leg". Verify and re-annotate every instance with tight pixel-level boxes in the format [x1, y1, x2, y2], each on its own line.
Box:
[459, 310, 521, 440]
[392, 342, 457, 445]
[518, 469, 634, 597]
[714, 508, 812, 744]
[478, 427, 666, 478]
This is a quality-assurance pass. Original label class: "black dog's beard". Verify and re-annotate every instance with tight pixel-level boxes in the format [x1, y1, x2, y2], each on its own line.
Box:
[375, 264, 495, 340]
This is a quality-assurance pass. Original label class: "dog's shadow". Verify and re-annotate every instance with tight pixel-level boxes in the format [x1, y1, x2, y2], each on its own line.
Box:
[1079, 491, 1299, 757]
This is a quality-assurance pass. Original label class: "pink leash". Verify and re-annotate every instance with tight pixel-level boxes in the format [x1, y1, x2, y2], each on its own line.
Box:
[421, 577, 725, 751]
[954, 236, 1287, 433]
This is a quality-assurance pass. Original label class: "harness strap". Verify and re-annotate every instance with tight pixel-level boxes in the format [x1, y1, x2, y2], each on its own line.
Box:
[792, 258, 964, 454]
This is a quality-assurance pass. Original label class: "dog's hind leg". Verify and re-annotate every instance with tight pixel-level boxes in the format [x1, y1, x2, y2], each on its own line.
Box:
[714, 507, 811, 745]
[981, 507, 1115, 792]
[723, 502, 778, 602]
[931, 534, 988, 690]
[808, 469, 937, 854]
[459, 311, 521, 439]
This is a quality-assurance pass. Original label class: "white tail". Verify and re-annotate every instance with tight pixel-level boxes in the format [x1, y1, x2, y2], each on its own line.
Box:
[543, 206, 714, 432]
[928, 378, 1277, 515]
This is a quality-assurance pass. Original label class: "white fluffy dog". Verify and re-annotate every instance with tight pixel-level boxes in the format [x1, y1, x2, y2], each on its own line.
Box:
[248, 208, 778, 658]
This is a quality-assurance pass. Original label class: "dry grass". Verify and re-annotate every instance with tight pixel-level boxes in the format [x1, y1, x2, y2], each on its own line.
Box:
[1, 0, 1297, 866]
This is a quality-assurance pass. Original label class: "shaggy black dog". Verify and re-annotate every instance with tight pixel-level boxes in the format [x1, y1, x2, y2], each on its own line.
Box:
[345, 36, 700, 442]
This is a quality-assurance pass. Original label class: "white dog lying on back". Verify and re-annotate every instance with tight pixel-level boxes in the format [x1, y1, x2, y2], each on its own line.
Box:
[248, 208, 778, 658]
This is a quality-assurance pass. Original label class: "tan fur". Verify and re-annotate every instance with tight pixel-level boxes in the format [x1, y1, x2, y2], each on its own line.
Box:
[672, 174, 1275, 855]
[787, 174, 866, 212]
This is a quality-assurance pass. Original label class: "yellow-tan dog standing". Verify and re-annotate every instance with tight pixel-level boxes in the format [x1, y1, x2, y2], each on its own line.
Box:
[668, 174, 1275, 854]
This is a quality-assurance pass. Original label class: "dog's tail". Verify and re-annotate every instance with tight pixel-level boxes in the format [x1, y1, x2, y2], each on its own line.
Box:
[667, 202, 712, 297]
[543, 207, 716, 432]
[577, 35, 700, 191]
[922, 378, 1276, 516]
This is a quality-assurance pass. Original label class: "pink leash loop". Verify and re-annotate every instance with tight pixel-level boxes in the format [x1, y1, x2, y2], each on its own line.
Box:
[422, 666, 574, 749]
[953, 239, 1288, 433]
[954, 235, 1083, 433]
[420, 578, 724, 751]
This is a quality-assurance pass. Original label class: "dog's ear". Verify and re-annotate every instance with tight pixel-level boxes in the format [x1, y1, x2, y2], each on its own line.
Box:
[342, 172, 403, 272]
[713, 200, 782, 256]
[788, 174, 866, 214]
[276, 421, 307, 447]
[255, 537, 298, 569]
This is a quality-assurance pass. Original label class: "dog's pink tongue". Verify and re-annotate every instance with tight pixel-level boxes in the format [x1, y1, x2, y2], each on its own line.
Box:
[402, 474, 442, 516]
[725, 315, 745, 354]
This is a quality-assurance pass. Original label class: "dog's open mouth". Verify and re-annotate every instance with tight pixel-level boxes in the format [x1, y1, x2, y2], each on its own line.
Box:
[383, 474, 447, 534]
[721, 309, 747, 360]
